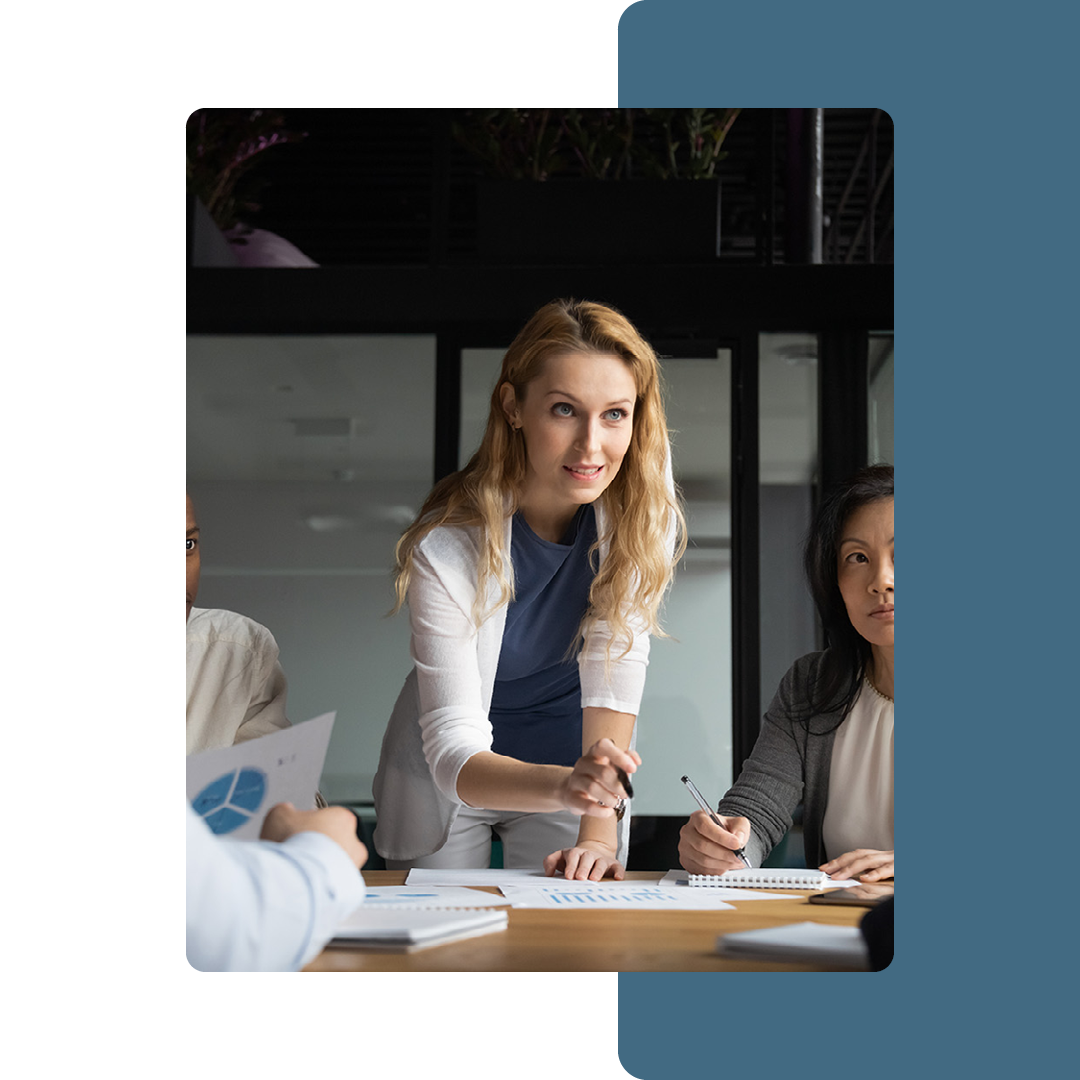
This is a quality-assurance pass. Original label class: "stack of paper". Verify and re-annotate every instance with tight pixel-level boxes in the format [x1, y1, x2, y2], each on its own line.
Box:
[330, 908, 509, 952]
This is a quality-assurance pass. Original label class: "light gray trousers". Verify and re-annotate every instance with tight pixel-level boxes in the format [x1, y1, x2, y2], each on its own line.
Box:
[385, 803, 631, 871]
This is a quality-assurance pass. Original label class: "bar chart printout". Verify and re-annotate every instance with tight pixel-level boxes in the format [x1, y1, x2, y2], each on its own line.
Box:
[497, 885, 735, 910]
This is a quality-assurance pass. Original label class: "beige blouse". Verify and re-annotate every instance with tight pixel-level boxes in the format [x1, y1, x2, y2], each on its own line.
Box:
[821, 679, 894, 858]
[186, 607, 326, 807]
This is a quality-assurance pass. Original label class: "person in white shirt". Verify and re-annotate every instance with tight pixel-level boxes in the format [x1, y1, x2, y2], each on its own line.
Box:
[187, 801, 367, 971]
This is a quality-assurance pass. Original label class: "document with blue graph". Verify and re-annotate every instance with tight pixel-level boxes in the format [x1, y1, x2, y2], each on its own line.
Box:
[187, 712, 335, 840]
[498, 883, 735, 910]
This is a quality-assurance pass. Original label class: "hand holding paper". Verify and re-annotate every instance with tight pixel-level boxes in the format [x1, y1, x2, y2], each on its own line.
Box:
[261, 803, 368, 870]
[186, 712, 336, 839]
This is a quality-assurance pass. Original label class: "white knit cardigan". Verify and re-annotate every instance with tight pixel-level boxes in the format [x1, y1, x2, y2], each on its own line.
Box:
[372, 497, 654, 863]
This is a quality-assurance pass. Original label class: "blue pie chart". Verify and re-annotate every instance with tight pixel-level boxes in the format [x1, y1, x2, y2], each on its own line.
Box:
[192, 767, 268, 834]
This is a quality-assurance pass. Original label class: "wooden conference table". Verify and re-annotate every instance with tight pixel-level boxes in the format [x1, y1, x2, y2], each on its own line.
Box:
[304, 871, 887, 972]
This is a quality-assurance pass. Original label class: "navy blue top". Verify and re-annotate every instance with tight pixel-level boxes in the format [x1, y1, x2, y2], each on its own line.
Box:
[488, 505, 598, 767]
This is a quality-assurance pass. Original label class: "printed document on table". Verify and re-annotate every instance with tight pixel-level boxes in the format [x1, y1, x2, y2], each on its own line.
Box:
[405, 868, 686, 891]
[405, 868, 589, 888]
[498, 883, 736, 910]
[359, 885, 509, 910]
[405, 868, 706, 888]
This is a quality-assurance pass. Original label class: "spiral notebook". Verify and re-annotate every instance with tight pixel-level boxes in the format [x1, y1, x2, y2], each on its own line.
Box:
[689, 869, 858, 889]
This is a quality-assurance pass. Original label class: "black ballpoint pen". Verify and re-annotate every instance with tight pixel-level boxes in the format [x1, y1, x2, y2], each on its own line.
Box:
[681, 774, 751, 868]
[612, 767, 634, 820]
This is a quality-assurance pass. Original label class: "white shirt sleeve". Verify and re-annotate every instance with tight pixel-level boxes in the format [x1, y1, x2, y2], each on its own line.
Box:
[408, 542, 497, 804]
[186, 806, 365, 971]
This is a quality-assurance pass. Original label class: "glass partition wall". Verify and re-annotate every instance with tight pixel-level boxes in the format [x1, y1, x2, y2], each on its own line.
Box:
[186, 334, 437, 807]
[869, 332, 895, 465]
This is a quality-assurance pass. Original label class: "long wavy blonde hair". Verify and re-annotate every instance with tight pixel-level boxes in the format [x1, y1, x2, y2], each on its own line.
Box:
[393, 298, 687, 660]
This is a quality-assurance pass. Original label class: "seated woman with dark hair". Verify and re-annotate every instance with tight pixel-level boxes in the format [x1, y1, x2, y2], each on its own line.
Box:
[679, 464, 894, 882]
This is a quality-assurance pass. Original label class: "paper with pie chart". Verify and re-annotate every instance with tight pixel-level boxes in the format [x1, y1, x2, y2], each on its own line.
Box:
[187, 712, 336, 839]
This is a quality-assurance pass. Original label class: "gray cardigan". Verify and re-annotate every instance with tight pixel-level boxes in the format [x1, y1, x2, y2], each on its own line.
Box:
[717, 651, 845, 869]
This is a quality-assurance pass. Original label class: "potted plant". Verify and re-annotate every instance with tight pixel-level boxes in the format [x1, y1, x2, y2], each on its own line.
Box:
[187, 109, 317, 267]
[455, 108, 741, 264]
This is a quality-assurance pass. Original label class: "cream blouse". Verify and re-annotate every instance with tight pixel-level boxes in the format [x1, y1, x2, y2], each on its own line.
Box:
[821, 679, 894, 858]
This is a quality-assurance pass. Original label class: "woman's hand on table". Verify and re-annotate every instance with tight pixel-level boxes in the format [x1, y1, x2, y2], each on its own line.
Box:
[820, 849, 894, 881]
[678, 811, 751, 875]
[544, 840, 625, 881]
[557, 738, 639, 818]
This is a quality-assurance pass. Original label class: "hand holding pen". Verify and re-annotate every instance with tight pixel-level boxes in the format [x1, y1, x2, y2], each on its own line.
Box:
[559, 738, 638, 818]
[679, 775, 752, 874]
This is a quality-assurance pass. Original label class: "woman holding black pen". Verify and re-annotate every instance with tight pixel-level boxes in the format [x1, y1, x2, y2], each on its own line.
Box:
[679, 465, 894, 883]
[373, 300, 685, 880]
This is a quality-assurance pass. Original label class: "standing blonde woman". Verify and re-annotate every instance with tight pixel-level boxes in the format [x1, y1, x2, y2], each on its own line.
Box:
[373, 299, 685, 879]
